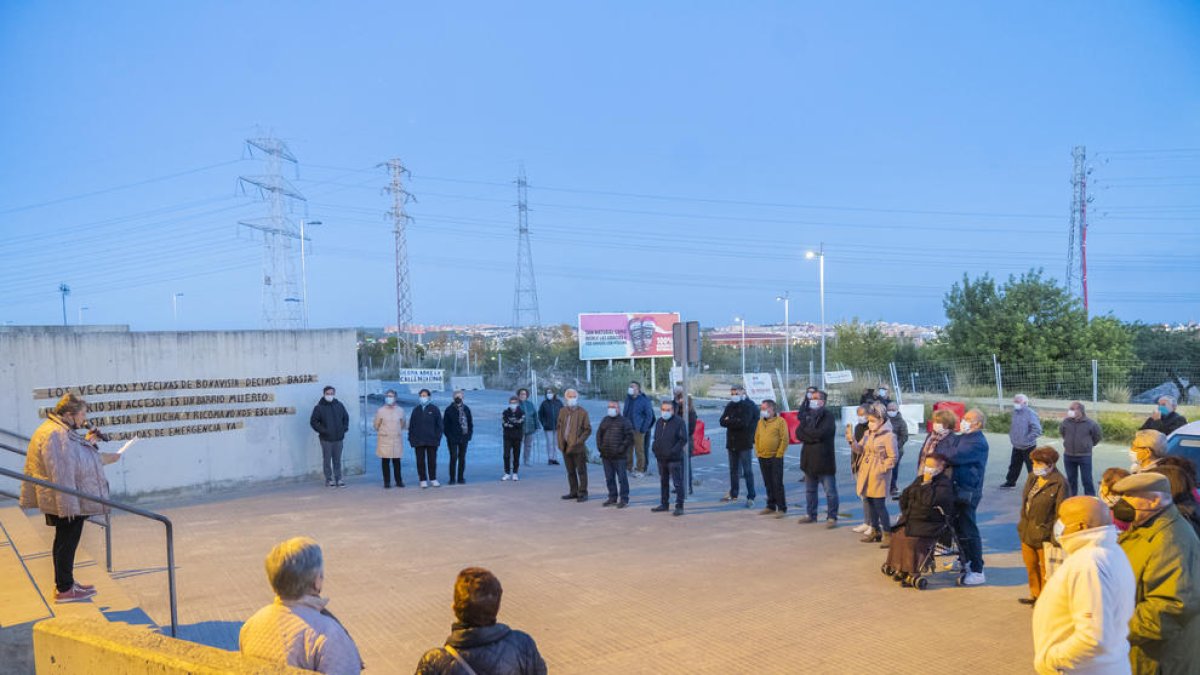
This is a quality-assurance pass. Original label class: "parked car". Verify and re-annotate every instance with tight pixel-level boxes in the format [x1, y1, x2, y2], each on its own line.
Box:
[1167, 421, 1200, 477]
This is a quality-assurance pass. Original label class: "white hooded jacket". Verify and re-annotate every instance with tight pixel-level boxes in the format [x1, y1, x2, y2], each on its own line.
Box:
[1031, 525, 1135, 675]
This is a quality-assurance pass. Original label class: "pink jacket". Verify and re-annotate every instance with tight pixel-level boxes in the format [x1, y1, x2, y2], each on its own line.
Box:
[20, 415, 111, 517]
[240, 596, 363, 675]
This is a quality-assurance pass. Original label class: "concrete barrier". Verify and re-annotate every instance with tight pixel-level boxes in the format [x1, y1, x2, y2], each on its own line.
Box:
[33, 617, 308, 674]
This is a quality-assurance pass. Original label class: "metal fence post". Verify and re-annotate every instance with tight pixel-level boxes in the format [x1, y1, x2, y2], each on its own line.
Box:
[1092, 359, 1099, 403]
[992, 354, 1004, 406]
[888, 362, 901, 404]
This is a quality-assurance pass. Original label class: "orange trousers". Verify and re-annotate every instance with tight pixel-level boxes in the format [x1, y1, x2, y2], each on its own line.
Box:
[1021, 543, 1047, 599]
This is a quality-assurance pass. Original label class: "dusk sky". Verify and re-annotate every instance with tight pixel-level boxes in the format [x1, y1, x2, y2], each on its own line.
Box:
[2, 2, 1198, 332]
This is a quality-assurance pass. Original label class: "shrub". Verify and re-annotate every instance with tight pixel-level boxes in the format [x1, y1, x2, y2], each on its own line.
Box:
[987, 411, 1011, 434]
[1096, 413, 1141, 445]
[1102, 384, 1131, 404]
[594, 363, 637, 402]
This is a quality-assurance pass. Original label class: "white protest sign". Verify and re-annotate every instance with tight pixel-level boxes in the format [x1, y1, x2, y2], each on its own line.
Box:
[743, 373, 776, 403]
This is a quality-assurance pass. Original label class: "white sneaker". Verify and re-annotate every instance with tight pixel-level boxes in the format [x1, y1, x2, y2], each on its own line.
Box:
[852, 523, 871, 534]
[431, 480, 441, 487]
[512, 474, 519, 481]
[420, 481, 428, 488]
[962, 572, 986, 586]
[502, 474, 511, 481]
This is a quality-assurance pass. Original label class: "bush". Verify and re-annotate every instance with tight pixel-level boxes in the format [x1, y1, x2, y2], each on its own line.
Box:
[987, 411, 1011, 434]
[1096, 413, 1141, 445]
[1102, 384, 1131, 404]
[594, 364, 637, 402]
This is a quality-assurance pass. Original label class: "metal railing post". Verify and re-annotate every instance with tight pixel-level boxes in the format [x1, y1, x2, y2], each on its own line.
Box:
[1092, 359, 1099, 403]
[104, 513, 113, 573]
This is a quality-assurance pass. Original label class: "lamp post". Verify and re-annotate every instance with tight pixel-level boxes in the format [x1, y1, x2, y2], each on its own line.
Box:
[172, 292, 184, 327]
[734, 316, 746, 379]
[775, 292, 790, 390]
[805, 245, 826, 389]
[78, 306, 89, 325]
[58, 283, 70, 327]
[299, 219, 322, 328]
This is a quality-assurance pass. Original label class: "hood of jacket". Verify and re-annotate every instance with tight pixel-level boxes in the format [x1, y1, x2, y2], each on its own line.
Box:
[446, 623, 511, 649]
[1060, 524, 1119, 556]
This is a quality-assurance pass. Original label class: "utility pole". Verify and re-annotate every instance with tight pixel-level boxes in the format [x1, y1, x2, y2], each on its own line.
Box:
[512, 163, 541, 328]
[1067, 145, 1092, 316]
[172, 292, 184, 327]
[238, 135, 307, 329]
[58, 283, 70, 327]
[382, 159, 415, 368]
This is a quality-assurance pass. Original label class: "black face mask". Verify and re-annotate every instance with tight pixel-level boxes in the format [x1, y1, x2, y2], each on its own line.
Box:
[454, 397, 463, 404]
[1112, 498, 1137, 523]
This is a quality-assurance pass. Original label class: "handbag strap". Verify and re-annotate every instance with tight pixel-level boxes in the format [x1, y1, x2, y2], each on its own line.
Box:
[444, 644, 479, 675]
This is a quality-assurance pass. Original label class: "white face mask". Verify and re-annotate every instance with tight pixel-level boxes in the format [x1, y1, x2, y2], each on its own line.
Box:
[1052, 519, 1065, 542]
[419, 396, 429, 405]
[385, 396, 396, 405]
[922, 466, 939, 477]
[1128, 450, 1140, 464]
[628, 387, 636, 396]
[324, 394, 334, 402]
[509, 403, 519, 411]
[1033, 466, 1050, 477]
[661, 410, 673, 420]
[854, 415, 865, 425]
[1066, 409, 1076, 418]
[546, 393, 554, 400]
[878, 389, 888, 397]
[933, 423, 946, 435]
[1013, 402, 1024, 411]
[566, 398, 578, 407]
[606, 408, 618, 417]
[730, 394, 741, 402]
[811, 400, 824, 409]
[886, 411, 897, 418]
[960, 422, 972, 433]
[760, 409, 770, 419]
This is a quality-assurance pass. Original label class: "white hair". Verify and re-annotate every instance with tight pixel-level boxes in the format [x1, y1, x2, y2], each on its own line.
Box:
[1158, 395, 1177, 408]
[564, 388, 578, 397]
[1013, 393, 1029, 404]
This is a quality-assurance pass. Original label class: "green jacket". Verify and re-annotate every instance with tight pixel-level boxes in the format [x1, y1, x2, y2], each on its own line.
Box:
[1118, 505, 1200, 675]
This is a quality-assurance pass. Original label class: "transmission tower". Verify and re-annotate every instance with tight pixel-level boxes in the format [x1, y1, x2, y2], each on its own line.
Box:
[383, 159, 415, 366]
[238, 136, 307, 329]
[512, 164, 541, 328]
[1066, 145, 1091, 315]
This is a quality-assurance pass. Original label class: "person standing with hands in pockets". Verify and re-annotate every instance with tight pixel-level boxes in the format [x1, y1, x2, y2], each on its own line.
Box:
[310, 385, 350, 488]
[373, 389, 406, 489]
[501, 396, 524, 481]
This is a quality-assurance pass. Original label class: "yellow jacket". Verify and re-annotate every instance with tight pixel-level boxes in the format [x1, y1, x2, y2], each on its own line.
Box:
[755, 416, 789, 459]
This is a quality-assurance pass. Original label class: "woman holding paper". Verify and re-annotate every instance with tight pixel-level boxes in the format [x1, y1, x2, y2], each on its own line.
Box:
[20, 393, 121, 603]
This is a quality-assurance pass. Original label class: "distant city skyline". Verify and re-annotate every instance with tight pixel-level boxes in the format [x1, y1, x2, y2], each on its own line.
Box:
[2, 2, 1197, 331]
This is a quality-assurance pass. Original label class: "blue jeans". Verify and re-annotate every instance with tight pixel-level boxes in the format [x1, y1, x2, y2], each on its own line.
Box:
[955, 489, 984, 574]
[1063, 455, 1094, 496]
[804, 472, 839, 520]
[602, 457, 630, 503]
[864, 496, 891, 532]
[727, 448, 756, 500]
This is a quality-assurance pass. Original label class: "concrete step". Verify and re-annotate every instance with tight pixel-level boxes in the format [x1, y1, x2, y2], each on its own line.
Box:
[0, 517, 50, 628]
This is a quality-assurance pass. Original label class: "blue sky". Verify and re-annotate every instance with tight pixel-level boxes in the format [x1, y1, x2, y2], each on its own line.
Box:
[2, 1, 1198, 331]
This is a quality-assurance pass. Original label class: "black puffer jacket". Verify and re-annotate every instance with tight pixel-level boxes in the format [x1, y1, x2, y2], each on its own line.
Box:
[309, 398, 349, 442]
[719, 398, 757, 451]
[415, 623, 546, 675]
[409, 403, 444, 448]
[596, 415, 634, 460]
[897, 472, 956, 538]
[797, 407, 836, 477]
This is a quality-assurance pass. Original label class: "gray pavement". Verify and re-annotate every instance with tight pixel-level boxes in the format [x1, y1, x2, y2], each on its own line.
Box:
[96, 392, 1139, 674]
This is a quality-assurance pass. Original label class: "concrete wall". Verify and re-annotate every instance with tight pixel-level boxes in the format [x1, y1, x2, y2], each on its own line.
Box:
[0, 328, 361, 498]
[34, 616, 308, 674]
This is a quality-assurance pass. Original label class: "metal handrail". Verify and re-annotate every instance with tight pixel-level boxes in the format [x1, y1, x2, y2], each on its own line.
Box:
[0, 466, 177, 637]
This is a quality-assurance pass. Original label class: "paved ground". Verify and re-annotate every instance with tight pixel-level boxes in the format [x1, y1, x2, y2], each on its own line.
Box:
[93, 391, 1138, 674]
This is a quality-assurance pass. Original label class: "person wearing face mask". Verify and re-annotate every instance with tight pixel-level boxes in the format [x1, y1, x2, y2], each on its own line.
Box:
[1100, 468, 1132, 532]
[886, 402, 910, 499]
[798, 386, 819, 414]
[915, 409, 959, 476]
[596, 400, 634, 507]
[719, 385, 758, 507]
[1128, 429, 1168, 474]
[239, 537, 364, 674]
[21, 393, 121, 603]
[555, 389, 592, 502]
[797, 390, 839, 528]
[500, 396, 525, 482]
[1001, 394, 1043, 489]
[1058, 401, 1103, 497]
[942, 409, 990, 586]
[622, 381, 655, 476]
[755, 400, 791, 518]
[846, 405, 871, 534]
[1030, 496, 1135, 675]
[851, 403, 898, 543]
[651, 401, 689, 516]
[310, 386, 351, 488]
[408, 388, 444, 488]
[373, 389, 406, 489]
[443, 390, 474, 485]
[516, 389, 540, 467]
[883, 453, 956, 585]
[1017, 447, 1068, 606]
[538, 388, 564, 466]
[1113, 472, 1200, 674]
[1140, 395, 1188, 436]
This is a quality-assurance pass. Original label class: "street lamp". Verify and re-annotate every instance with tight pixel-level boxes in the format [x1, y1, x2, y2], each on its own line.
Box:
[775, 292, 790, 391]
[300, 219, 322, 328]
[78, 306, 89, 325]
[172, 292, 184, 327]
[805, 245, 826, 389]
[58, 283, 70, 327]
[734, 316, 746, 379]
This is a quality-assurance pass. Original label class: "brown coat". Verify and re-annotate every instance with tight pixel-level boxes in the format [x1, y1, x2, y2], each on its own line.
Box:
[373, 404, 406, 459]
[854, 421, 897, 499]
[20, 415, 111, 517]
[556, 406, 592, 455]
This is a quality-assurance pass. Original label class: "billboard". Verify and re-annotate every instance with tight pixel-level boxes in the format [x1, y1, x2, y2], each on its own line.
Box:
[578, 312, 680, 361]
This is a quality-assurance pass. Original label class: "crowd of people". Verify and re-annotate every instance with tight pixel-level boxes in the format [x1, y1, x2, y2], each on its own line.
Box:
[20, 385, 1198, 673]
